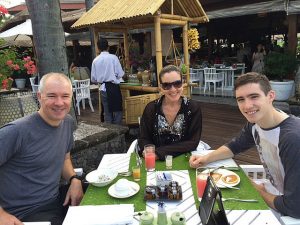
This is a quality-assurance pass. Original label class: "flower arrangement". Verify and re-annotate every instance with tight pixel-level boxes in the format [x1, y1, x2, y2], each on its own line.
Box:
[0, 46, 36, 90]
[187, 28, 200, 52]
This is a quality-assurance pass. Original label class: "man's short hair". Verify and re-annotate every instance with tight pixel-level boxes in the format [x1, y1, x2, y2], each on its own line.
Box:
[159, 65, 182, 83]
[234, 72, 271, 95]
[97, 38, 108, 51]
[39, 72, 72, 93]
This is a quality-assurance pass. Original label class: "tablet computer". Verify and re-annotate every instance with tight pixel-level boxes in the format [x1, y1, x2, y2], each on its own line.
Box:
[199, 176, 229, 225]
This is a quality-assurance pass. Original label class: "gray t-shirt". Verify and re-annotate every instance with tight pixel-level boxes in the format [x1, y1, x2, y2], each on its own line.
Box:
[0, 112, 75, 219]
[227, 115, 300, 218]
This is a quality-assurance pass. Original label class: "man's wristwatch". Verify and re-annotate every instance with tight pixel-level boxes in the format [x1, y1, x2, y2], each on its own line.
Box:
[69, 175, 81, 183]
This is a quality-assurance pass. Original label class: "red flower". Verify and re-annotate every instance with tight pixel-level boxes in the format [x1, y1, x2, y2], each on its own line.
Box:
[0, 5, 8, 15]
[6, 60, 13, 66]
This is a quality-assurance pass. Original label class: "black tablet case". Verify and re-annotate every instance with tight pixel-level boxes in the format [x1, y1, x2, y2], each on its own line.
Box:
[199, 176, 230, 225]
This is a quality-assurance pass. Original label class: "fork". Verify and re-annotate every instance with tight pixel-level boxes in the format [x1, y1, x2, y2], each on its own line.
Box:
[118, 171, 132, 177]
[222, 198, 258, 202]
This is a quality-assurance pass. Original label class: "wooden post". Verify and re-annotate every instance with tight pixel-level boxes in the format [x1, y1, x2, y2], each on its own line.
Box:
[154, 15, 163, 85]
[92, 27, 99, 56]
[182, 23, 190, 97]
[123, 29, 130, 72]
[288, 14, 297, 55]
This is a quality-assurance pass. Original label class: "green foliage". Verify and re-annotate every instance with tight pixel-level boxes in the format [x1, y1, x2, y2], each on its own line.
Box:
[264, 52, 298, 81]
[181, 63, 187, 74]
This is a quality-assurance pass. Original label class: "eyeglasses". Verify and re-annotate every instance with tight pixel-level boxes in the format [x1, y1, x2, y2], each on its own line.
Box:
[161, 80, 183, 90]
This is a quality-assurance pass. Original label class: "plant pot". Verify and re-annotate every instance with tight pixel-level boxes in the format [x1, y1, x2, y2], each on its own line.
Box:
[15, 78, 26, 89]
[270, 80, 294, 101]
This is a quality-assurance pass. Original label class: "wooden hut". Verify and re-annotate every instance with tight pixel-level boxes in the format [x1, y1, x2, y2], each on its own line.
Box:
[72, 0, 208, 124]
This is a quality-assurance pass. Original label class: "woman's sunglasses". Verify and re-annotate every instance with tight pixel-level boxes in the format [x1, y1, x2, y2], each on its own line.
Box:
[161, 80, 183, 90]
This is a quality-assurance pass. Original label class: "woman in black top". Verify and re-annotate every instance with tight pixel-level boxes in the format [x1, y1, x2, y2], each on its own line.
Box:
[138, 65, 202, 160]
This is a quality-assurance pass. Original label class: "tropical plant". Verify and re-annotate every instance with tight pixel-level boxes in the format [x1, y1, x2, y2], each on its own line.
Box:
[264, 52, 298, 81]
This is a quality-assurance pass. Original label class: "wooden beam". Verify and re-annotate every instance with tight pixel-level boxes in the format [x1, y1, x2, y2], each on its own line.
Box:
[288, 14, 297, 55]
[160, 18, 187, 26]
[175, 0, 189, 17]
[192, 16, 209, 23]
[123, 30, 130, 72]
[182, 23, 190, 97]
[160, 13, 191, 22]
[171, 0, 174, 15]
[154, 16, 163, 85]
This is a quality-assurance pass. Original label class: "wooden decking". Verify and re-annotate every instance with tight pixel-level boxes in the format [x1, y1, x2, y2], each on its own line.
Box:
[77, 97, 261, 165]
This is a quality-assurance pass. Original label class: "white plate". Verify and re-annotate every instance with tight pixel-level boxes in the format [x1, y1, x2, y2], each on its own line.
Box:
[108, 181, 140, 198]
[203, 168, 240, 188]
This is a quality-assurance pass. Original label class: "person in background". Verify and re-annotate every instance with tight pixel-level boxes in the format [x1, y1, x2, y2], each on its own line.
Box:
[189, 72, 300, 219]
[251, 43, 266, 73]
[0, 73, 83, 225]
[91, 38, 124, 125]
[138, 65, 202, 160]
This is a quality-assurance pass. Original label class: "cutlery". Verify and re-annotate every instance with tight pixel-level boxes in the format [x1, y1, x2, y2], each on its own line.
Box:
[218, 183, 240, 190]
[222, 198, 258, 202]
[118, 171, 132, 177]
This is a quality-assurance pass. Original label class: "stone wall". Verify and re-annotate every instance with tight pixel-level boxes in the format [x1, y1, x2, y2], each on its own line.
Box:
[71, 122, 129, 174]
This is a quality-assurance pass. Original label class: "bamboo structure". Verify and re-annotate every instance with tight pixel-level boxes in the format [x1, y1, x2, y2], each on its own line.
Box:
[72, 0, 208, 123]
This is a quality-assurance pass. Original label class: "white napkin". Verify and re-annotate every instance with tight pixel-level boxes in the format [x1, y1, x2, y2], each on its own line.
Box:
[191, 150, 238, 168]
[63, 204, 134, 225]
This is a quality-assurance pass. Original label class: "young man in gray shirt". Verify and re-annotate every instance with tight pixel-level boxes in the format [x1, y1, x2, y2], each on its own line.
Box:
[0, 73, 83, 225]
[190, 72, 300, 219]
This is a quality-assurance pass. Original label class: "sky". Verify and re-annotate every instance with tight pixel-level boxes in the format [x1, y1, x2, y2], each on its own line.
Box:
[0, 0, 25, 8]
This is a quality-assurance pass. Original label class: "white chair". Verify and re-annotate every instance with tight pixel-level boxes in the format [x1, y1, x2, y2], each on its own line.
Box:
[73, 79, 94, 115]
[29, 77, 39, 93]
[203, 67, 224, 95]
[189, 68, 200, 95]
[235, 63, 246, 77]
[240, 165, 300, 225]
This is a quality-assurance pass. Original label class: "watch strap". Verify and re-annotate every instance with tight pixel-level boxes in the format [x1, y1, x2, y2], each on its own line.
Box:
[69, 174, 81, 183]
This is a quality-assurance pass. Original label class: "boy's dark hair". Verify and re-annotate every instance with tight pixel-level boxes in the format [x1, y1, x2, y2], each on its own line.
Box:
[159, 65, 182, 83]
[234, 72, 271, 95]
[97, 38, 108, 51]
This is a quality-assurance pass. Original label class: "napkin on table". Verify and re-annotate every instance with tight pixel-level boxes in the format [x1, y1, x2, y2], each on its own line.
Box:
[63, 204, 134, 225]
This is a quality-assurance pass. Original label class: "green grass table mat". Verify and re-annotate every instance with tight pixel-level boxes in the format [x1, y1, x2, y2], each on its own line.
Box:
[81, 153, 268, 211]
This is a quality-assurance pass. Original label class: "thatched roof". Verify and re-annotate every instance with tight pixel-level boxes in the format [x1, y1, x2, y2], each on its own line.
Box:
[72, 0, 208, 29]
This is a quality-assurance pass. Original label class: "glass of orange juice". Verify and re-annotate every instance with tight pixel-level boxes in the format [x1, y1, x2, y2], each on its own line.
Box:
[196, 167, 209, 201]
[144, 144, 156, 172]
[132, 165, 141, 181]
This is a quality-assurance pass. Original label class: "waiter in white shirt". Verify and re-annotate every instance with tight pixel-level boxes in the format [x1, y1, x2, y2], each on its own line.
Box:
[91, 38, 125, 125]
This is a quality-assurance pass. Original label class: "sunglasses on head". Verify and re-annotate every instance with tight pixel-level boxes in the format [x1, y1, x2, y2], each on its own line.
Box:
[161, 80, 183, 90]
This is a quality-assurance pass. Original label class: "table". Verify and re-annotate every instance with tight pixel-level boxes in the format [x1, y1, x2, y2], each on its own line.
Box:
[80, 153, 281, 225]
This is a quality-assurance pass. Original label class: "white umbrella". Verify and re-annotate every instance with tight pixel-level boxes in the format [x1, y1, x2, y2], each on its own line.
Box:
[0, 19, 70, 38]
[0, 19, 33, 37]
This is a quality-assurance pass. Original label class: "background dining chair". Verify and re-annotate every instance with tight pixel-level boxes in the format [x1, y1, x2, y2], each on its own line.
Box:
[73, 79, 94, 115]
[240, 164, 300, 225]
[235, 63, 246, 77]
[29, 77, 39, 93]
[189, 68, 200, 95]
[203, 67, 224, 95]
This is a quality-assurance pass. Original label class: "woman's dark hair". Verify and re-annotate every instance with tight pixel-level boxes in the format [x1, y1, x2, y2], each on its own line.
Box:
[159, 65, 182, 83]
[97, 38, 108, 51]
[234, 72, 271, 95]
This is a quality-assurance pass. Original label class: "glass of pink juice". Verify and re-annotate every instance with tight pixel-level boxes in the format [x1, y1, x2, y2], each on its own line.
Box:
[144, 144, 156, 171]
[196, 168, 208, 200]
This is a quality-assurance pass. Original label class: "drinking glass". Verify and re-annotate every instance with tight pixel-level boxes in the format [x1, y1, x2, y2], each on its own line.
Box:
[144, 144, 156, 172]
[132, 165, 141, 181]
[165, 155, 173, 169]
[196, 167, 209, 200]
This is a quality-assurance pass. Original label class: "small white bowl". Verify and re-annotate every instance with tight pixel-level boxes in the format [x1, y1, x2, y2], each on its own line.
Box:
[114, 178, 130, 196]
[85, 168, 118, 187]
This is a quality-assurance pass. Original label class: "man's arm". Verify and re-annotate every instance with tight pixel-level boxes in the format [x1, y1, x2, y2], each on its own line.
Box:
[251, 181, 276, 209]
[0, 207, 22, 225]
[61, 153, 83, 206]
[189, 145, 234, 168]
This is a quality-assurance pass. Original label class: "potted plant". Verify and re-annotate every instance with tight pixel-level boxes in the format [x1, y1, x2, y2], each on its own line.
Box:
[0, 46, 37, 90]
[264, 52, 298, 101]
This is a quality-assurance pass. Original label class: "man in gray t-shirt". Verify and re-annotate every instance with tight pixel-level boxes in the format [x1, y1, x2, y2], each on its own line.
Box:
[190, 73, 300, 219]
[0, 73, 83, 225]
